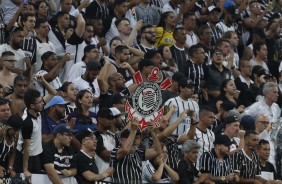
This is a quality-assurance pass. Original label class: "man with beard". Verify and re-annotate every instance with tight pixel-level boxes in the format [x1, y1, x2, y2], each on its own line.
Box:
[73, 61, 103, 114]
[199, 134, 239, 183]
[0, 27, 27, 73]
[41, 96, 70, 142]
[42, 124, 77, 184]
[94, 108, 122, 181]
[35, 51, 70, 96]
[232, 131, 267, 184]
[136, 25, 157, 53]
[5, 75, 29, 117]
[206, 6, 222, 47]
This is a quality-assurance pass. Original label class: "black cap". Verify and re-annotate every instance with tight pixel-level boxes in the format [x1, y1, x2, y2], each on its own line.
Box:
[75, 128, 94, 143]
[53, 124, 75, 135]
[211, 48, 223, 57]
[221, 100, 236, 111]
[83, 61, 101, 71]
[144, 50, 159, 60]
[214, 134, 232, 146]
[178, 78, 194, 88]
[240, 115, 256, 131]
[172, 72, 186, 83]
[257, 69, 272, 77]
[97, 108, 122, 118]
[82, 44, 98, 61]
[224, 115, 239, 125]
[6, 115, 23, 130]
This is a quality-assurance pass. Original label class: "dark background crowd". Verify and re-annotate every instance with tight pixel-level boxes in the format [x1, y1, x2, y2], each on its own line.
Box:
[0, 0, 281, 183]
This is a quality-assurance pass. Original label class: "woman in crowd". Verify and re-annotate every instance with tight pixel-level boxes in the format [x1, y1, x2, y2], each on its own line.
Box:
[158, 45, 177, 76]
[216, 79, 244, 113]
[155, 11, 176, 47]
[68, 90, 97, 133]
[59, 82, 77, 115]
[34, 1, 49, 19]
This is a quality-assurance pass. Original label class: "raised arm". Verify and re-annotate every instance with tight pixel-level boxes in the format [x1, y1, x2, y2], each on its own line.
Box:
[177, 111, 197, 144]
[98, 59, 111, 93]
[74, 14, 86, 38]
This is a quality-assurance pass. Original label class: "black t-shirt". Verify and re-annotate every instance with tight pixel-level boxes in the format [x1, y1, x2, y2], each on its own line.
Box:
[260, 161, 278, 180]
[76, 151, 99, 184]
[42, 141, 76, 174]
[178, 158, 199, 184]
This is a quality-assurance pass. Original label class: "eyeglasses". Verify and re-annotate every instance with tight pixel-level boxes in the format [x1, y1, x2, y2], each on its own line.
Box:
[144, 31, 156, 34]
[258, 121, 269, 125]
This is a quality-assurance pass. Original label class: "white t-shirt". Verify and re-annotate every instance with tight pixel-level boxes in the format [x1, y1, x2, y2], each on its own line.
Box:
[34, 40, 56, 74]
[66, 61, 86, 82]
[0, 44, 25, 70]
[164, 96, 199, 135]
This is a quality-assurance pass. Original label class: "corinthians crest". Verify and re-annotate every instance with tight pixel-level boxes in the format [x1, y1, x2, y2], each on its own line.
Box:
[126, 67, 172, 131]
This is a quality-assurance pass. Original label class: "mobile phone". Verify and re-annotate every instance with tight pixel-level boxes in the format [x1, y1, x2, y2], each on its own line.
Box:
[187, 110, 193, 117]
[22, 0, 29, 5]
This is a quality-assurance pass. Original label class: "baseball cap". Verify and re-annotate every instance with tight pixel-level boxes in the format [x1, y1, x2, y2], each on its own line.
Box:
[178, 78, 194, 88]
[82, 61, 102, 71]
[224, 115, 239, 125]
[224, 1, 240, 19]
[97, 108, 122, 118]
[6, 115, 23, 130]
[214, 134, 232, 146]
[172, 72, 186, 83]
[208, 5, 221, 14]
[82, 44, 98, 61]
[44, 96, 69, 109]
[240, 115, 256, 131]
[53, 124, 75, 135]
[75, 128, 94, 143]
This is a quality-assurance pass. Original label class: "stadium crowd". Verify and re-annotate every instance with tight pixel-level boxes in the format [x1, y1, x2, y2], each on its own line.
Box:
[0, 0, 282, 183]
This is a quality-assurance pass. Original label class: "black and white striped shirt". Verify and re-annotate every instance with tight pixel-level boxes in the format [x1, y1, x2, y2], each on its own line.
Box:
[110, 147, 145, 183]
[232, 150, 261, 179]
[200, 148, 233, 176]
[164, 96, 199, 135]
[184, 127, 215, 169]
[181, 59, 204, 93]
[170, 45, 188, 72]
[23, 37, 37, 65]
